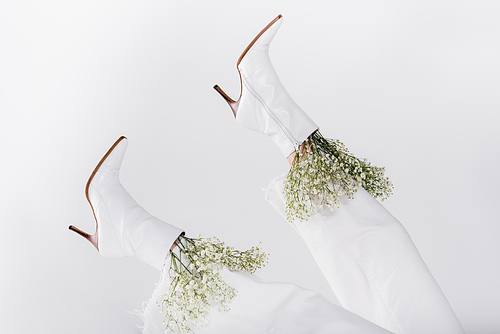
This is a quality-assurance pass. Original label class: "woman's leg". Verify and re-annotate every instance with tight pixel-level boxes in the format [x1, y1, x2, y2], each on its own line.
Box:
[265, 170, 464, 334]
[142, 254, 394, 334]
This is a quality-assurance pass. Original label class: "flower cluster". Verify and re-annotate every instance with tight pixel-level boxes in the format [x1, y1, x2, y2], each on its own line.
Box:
[284, 131, 393, 222]
[159, 235, 268, 333]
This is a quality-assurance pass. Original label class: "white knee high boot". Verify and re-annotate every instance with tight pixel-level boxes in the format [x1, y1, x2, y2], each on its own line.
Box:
[69, 136, 184, 271]
[214, 14, 318, 157]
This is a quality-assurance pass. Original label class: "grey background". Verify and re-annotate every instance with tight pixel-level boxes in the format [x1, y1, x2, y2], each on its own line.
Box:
[1, 0, 499, 333]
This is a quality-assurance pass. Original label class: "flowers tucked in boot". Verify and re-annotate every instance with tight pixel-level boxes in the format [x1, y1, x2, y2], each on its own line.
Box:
[159, 235, 268, 333]
[284, 131, 393, 222]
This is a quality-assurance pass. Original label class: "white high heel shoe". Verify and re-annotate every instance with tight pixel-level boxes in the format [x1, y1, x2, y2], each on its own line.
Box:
[214, 14, 318, 157]
[69, 136, 184, 271]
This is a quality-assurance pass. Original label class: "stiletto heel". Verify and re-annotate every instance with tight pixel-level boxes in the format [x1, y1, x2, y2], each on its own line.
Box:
[68, 225, 98, 248]
[68, 136, 184, 271]
[213, 85, 238, 116]
[213, 14, 318, 157]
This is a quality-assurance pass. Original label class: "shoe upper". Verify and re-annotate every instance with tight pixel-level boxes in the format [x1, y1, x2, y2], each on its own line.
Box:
[236, 16, 318, 157]
[87, 138, 184, 271]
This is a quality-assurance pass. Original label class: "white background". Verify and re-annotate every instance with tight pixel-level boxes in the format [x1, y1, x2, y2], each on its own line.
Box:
[1, 1, 499, 333]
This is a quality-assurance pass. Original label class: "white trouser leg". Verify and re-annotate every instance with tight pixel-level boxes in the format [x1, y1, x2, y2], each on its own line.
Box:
[142, 267, 393, 334]
[265, 175, 464, 334]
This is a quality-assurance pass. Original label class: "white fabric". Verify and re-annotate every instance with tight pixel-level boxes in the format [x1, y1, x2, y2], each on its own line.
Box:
[265, 174, 465, 334]
[142, 267, 392, 334]
[141, 173, 465, 334]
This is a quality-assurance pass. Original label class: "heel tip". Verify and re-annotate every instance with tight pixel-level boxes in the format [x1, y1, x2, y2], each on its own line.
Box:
[213, 85, 219, 90]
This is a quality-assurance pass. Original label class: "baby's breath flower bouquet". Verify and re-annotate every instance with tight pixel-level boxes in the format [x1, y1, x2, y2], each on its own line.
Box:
[284, 131, 393, 222]
[159, 235, 268, 333]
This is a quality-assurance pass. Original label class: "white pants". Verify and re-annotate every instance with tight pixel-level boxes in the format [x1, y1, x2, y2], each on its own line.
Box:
[265, 175, 464, 334]
[142, 175, 464, 334]
[142, 268, 392, 333]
